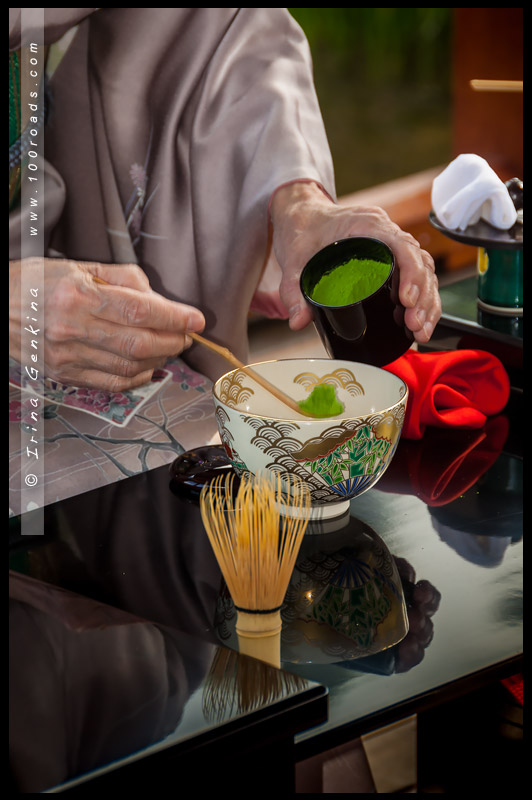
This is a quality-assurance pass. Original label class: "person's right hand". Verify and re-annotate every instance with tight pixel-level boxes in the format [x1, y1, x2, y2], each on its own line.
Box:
[9, 258, 205, 391]
[393, 557, 441, 673]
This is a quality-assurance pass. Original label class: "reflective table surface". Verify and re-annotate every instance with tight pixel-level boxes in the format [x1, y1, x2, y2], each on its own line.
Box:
[438, 274, 523, 343]
[10, 380, 523, 786]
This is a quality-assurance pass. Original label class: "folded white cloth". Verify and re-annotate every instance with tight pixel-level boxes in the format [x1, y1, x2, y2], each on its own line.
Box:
[432, 154, 517, 231]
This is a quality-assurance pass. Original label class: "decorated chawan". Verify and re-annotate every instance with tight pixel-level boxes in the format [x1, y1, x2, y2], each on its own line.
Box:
[212, 358, 408, 519]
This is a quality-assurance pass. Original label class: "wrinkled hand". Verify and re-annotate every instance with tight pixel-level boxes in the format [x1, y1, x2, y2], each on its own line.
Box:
[393, 556, 441, 673]
[9, 258, 205, 391]
[270, 181, 441, 344]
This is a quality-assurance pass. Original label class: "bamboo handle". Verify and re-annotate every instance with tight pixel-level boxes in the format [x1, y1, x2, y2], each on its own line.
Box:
[187, 331, 246, 372]
[236, 610, 282, 668]
[470, 79, 523, 92]
[187, 331, 306, 416]
[237, 631, 281, 669]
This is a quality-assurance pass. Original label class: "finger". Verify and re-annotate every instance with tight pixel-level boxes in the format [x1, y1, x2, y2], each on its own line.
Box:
[412, 312, 440, 344]
[395, 637, 425, 673]
[80, 261, 152, 292]
[393, 557, 416, 583]
[288, 303, 313, 331]
[46, 305, 193, 362]
[279, 275, 313, 331]
[414, 580, 442, 615]
[395, 245, 436, 311]
[393, 242, 440, 342]
[406, 605, 427, 635]
[91, 283, 205, 334]
[416, 617, 435, 648]
[43, 354, 157, 391]
[80, 346, 167, 378]
[83, 319, 194, 361]
[44, 337, 168, 382]
[404, 277, 441, 343]
[67, 367, 156, 393]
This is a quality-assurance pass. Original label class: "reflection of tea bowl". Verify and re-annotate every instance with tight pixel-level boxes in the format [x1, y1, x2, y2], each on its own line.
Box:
[212, 358, 408, 519]
[281, 514, 409, 664]
[213, 512, 409, 665]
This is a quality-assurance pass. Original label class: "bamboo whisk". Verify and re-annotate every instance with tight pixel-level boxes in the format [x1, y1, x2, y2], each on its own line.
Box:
[200, 472, 311, 667]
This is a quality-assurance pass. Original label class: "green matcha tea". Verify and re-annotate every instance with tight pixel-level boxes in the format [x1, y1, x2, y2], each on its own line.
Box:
[311, 257, 390, 307]
[298, 383, 344, 418]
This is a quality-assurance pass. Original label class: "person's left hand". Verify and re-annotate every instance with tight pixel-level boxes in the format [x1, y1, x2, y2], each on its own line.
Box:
[270, 181, 441, 344]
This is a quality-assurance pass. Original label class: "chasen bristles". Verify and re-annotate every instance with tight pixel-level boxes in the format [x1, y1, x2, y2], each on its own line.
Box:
[199, 472, 311, 614]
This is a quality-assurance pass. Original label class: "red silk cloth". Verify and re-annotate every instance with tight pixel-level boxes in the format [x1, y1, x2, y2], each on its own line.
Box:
[384, 349, 510, 440]
[378, 416, 509, 506]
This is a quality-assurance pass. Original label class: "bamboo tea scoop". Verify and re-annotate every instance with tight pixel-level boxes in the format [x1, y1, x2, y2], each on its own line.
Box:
[187, 331, 319, 417]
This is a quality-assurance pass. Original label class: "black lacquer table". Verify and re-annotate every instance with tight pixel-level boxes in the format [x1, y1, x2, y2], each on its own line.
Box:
[9, 281, 522, 792]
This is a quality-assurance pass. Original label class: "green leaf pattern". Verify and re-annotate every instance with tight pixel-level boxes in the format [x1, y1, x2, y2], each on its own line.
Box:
[303, 425, 391, 487]
[310, 577, 391, 647]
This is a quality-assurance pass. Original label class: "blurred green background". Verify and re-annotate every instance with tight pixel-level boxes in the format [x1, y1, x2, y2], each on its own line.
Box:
[288, 8, 452, 196]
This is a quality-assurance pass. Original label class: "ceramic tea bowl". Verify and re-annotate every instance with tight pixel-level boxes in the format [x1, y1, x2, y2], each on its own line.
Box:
[300, 237, 413, 367]
[212, 358, 408, 519]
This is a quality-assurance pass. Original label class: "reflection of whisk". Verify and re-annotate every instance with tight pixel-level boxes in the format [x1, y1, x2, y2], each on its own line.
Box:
[202, 647, 308, 723]
[199, 472, 311, 667]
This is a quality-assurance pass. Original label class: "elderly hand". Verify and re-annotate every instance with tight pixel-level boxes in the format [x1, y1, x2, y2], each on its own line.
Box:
[270, 181, 441, 344]
[393, 557, 441, 673]
[9, 258, 205, 391]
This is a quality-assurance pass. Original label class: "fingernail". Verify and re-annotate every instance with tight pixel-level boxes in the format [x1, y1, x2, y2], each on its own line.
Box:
[406, 285, 420, 306]
[187, 313, 205, 333]
[423, 321, 434, 339]
[133, 369, 155, 388]
[288, 305, 303, 325]
[416, 308, 426, 326]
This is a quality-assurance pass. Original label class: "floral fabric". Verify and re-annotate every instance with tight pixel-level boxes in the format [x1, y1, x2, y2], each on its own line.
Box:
[9, 357, 219, 515]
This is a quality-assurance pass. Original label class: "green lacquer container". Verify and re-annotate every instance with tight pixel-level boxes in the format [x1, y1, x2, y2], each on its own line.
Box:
[477, 246, 523, 315]
[429, 205, 523, 335]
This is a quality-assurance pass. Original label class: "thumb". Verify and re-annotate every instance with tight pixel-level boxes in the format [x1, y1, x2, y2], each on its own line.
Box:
[279, 274, 313, 331]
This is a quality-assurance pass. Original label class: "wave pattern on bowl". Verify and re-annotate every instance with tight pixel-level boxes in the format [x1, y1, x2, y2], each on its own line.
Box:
[213, 360, 408, 509]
